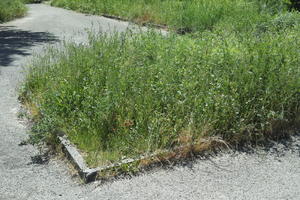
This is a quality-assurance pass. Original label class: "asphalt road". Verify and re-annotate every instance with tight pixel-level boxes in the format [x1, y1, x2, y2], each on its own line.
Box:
[0, 4, 299, 200]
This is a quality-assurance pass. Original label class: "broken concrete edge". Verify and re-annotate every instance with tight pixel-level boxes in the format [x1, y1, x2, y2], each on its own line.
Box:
[57, 135, 96, 183]
[101, 14, 168, 30]
[90, 138, 230, 182]
[99, 14, 192, 35]
[57, 132, 151, 183]
[55, 130, 229, 183]
[56, 131, 143, 183]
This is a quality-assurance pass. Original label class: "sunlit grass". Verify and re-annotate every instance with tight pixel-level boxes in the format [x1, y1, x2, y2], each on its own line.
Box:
[0, 0, 27, 23]
[21, 17, 300, 165]
[51, 0, 292, 33]
[19, 0, 300, 167]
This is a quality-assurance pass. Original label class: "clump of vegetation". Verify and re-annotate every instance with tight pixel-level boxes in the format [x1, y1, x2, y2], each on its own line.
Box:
[21, 21, 300, 166]
[0, 0, 27, 23]
[51, 0, 294, 32]
[20, 0, 300, 167]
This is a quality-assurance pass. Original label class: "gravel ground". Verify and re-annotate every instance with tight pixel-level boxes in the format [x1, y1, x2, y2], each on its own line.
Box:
[0, 4, 299, 200]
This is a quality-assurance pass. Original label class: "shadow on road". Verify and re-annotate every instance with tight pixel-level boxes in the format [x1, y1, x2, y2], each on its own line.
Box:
[0, 26, 58, 66]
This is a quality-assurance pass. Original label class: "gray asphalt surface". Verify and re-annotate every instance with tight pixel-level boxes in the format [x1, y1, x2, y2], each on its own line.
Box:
[0, 4, 299, 200]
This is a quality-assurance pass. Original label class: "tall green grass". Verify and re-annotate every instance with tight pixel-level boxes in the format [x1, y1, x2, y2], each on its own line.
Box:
[51, 0, 292, 32]
[20, 0, 300, 167]
[0, 0, 27, 23]
[21, 14, 300, 165]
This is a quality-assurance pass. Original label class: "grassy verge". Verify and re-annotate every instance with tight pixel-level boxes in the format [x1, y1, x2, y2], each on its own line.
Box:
[20, 0, 300, 168]
[20, 8, 300, 166]
[0, 0, 27, 23]
[50, 0, 295, 33]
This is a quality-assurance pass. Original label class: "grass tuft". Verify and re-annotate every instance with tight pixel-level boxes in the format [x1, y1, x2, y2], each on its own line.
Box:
[0, 0, 27, 23]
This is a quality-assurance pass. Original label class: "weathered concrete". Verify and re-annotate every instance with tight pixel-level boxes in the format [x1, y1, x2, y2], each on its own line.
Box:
[0, 4, 299, 200]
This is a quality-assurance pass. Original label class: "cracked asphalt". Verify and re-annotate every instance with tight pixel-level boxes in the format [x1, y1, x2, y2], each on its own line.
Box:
[0, 4, 299, 200]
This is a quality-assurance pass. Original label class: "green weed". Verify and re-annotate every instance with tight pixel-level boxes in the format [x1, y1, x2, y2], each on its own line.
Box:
[21, 23, 300, 166]
[51, 0, 292, 32]
[20, 0, 300, 167]
[0, 0, 27, 23]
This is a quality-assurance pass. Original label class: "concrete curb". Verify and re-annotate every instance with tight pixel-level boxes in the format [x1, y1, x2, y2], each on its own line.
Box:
[57, 132, 148, 183]
[58, 135, 98, 183]
[56, 130, 228, 183]
[101, 14, 168, 30]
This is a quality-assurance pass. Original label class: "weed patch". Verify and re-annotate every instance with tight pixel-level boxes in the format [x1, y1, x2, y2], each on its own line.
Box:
[0, 0, 27, 23]
[51, 0, 294, 33]
[19, 0, 300, 168]
[21, 22, 300, 166]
